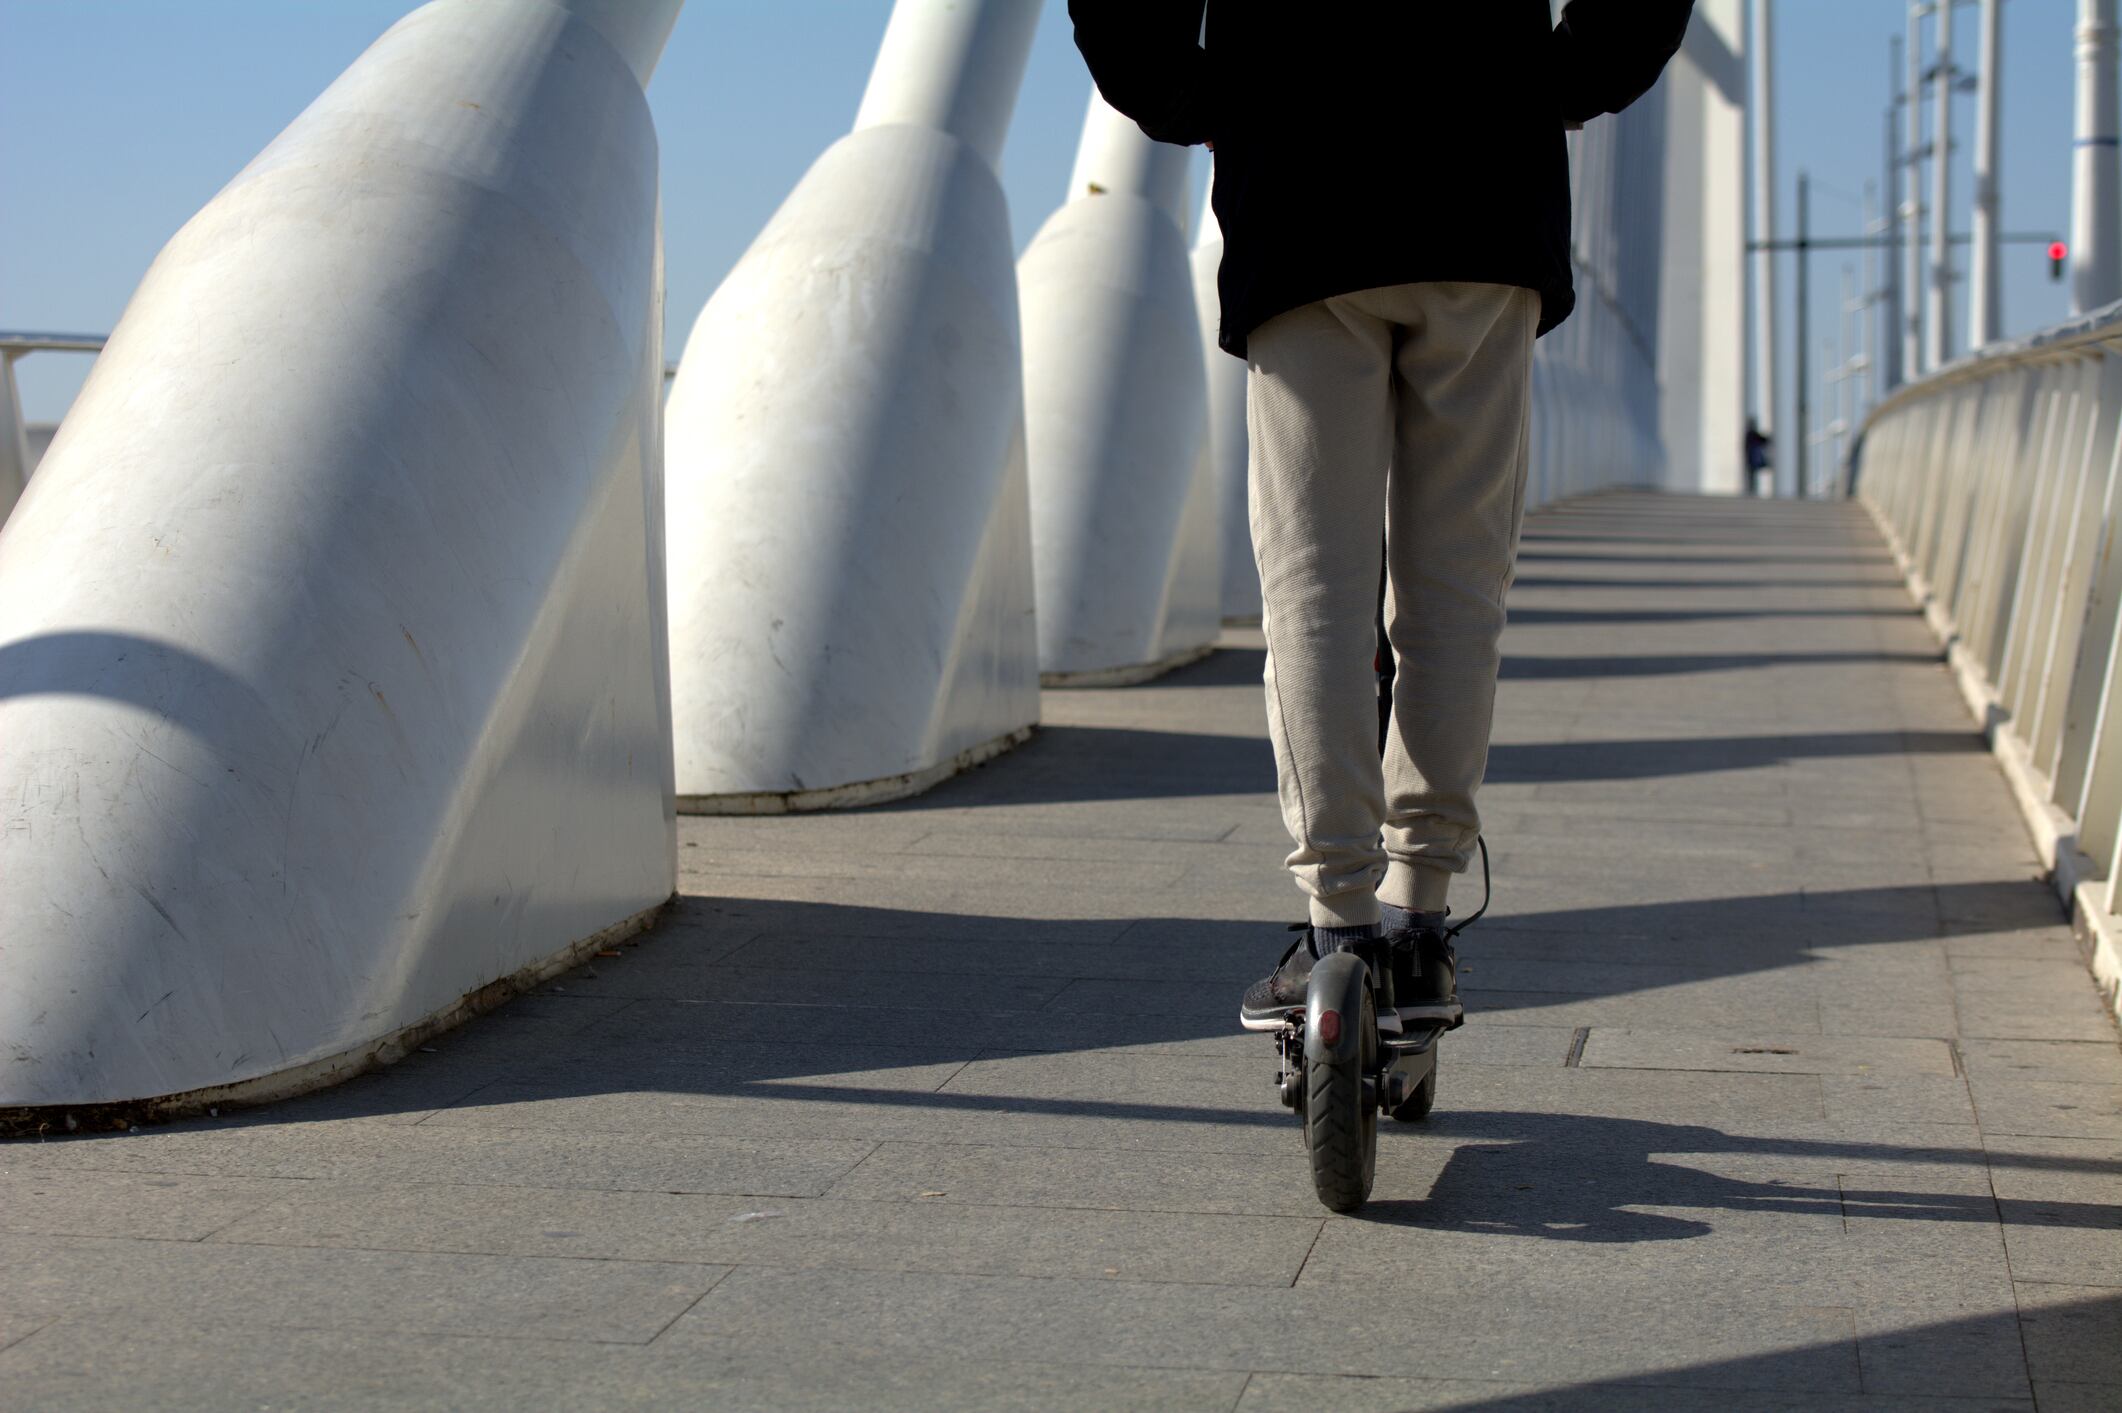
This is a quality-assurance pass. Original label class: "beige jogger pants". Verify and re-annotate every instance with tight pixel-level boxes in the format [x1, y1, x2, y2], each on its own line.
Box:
[1246, 281, 1540, 928]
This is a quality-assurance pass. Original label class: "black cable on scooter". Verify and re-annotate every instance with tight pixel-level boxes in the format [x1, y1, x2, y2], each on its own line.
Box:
[1445, 836, 1491, 941]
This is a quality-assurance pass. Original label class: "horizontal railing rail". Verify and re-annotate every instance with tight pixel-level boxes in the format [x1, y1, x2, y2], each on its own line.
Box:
[1856, 299, 2122, 1022]
[3, 332, 111, 515]
[0, 331, 108, 358]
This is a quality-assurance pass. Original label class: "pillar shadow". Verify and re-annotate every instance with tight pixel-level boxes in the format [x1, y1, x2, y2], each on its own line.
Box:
[871, 719, 1982, 805]
[1505, 605, 1921, 626]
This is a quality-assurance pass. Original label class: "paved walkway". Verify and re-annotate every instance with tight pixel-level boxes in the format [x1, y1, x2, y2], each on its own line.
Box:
[4, 494, 2120, 1410]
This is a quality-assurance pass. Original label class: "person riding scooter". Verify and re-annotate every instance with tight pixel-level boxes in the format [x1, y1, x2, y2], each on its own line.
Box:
[1066, 0, 1696, 1032]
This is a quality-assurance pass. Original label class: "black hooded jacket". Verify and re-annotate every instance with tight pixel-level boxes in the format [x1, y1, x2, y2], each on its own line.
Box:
[1069, 0, 1697, 357]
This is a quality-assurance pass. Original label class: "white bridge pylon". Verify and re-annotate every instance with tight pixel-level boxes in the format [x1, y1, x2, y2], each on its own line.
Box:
[0, 0, 682, 1114]
[1021, 92, 1221, 686]
[663, 0, 1044, 813]
[0, 0, 1763, 1120]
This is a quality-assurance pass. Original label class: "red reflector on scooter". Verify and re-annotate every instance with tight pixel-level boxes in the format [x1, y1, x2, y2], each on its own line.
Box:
[1317, 1010, 1342, 1046]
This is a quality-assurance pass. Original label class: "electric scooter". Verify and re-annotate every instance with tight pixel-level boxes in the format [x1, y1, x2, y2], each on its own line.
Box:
[1262, 568, 1477, 1213]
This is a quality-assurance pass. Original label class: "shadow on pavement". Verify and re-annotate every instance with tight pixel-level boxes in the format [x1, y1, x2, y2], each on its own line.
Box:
[1513, 575, 1907, 592]
[1499, 649, 1942, 679]
[1362, 1109, 2122, 1242]
[1424, 1291, 2120, 1408]
[872, 719, 1982, 804]
[55, 873, 2067, 1189]
[1485, 729, 1981, 784]
[1505, 605, 1922, 626]
[1513, 551, 1888, 566]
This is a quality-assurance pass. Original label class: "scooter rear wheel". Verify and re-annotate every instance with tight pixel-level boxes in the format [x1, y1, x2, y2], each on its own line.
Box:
[1390, 1051, 1438, 1123]
[1302, 951, 1377, 1212]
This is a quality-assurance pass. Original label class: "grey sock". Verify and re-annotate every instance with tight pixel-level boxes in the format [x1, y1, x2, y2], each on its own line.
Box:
[1313, 922, 1380, 956]
[1380, 903, 1448, 934]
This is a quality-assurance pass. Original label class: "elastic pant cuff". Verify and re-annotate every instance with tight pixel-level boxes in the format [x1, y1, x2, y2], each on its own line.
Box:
[1308, 891, 1383, 930]
[1380, 860, 1454, 914]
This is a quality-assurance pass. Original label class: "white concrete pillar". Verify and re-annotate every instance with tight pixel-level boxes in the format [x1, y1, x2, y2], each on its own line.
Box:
[1658, 0, 1747, 493]
[557, 0, 681, 83]
[2073, 0, 2122, 314]
[0, 0, 681, 1111]
[1927, 0, 1956, 368]
[852, 0, 1035, 169]
[1750, 0, 1777, 445]
[1969, 0, 2003, 348]
[1020, 91, 1214, 682]
[664, 0, 1043, 809]
[1190, 179, 1256, 623]
[1068, 94, 1192, 225]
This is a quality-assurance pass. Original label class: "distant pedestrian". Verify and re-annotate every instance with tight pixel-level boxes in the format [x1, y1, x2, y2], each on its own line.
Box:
[1069, 0, 1696, 1032]
[1745, 418, 1772, 497]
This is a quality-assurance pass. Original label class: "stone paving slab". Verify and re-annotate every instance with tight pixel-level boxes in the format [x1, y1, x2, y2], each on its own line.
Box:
[3, 1121, 877, 1195]
[1576, 1028, 1956, 1076]
[822, 1139, 1339, 1217]
[666, 1266, 1865, 1392]
[1236, 1373, 2032, 1412]
[1982, 1135, 2122, 1288]
[1967, 1079, 2122, 1141]
[206, 1182, 1322, 1286]
[2033, 1384, 2122, 1413]
[0, 1234, 726, 1343]
[419, 1077, 1302, 1155]
[0, 1323, 1253, 1413]
[4, 494, 2119, 1407]
[0, 1313, 46, 1357]
[2014, 1284, 2122, 1386]
[0, 1170, 298, 1241]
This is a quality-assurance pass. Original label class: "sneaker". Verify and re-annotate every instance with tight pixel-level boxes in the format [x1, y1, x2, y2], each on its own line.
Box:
[1388, 923, 1462, 1027]
[1240, 928, 1405, 1035]
[1239, 930, 1319, 1032]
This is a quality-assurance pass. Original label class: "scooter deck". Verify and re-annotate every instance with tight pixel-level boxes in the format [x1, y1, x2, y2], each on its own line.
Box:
[1242, 1003, 1410, 1035]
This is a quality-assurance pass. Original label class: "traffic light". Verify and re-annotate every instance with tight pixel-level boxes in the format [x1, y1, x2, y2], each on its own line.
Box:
[2050, 241, 2069, 282]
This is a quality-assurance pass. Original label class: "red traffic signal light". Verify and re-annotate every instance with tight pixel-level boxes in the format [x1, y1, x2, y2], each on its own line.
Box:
[2050, 241, 2069, 281]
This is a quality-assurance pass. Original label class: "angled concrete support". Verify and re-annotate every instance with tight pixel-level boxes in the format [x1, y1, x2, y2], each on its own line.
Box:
[1191, 182, 1256, 624]
[0, 0, 680, 1114]
[1022, 92, 1216, 683]
[664, 0, 1042, 810]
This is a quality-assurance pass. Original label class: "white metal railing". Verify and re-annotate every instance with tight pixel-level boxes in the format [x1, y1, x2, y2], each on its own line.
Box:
[1, 332, 108, 521]
[1856, 298, 2122, 1017]
[0, 331, 107, 357]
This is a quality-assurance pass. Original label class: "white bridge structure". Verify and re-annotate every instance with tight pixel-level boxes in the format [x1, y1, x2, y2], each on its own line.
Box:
[0, 0, 2039, 1118]
[1860, 299, 2122, 1019]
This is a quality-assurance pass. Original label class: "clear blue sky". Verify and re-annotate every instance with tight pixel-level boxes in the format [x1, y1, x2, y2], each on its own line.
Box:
[0, 0, 2093, 452]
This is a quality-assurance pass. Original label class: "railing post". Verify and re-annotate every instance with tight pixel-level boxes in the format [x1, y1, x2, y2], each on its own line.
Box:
[0, 354, 28, 524]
